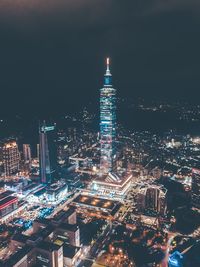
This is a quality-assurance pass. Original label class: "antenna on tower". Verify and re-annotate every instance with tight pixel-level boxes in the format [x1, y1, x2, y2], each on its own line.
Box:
[106, 57, 110, 71]
[106, 57, 111, 76]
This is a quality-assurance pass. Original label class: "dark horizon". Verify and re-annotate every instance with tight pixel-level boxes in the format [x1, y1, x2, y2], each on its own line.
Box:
[0, 0, 200, 116]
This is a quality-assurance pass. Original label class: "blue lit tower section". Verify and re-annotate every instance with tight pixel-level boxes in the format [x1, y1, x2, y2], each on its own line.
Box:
[39, 121, 56, 184]
[100, 58, 116, 174]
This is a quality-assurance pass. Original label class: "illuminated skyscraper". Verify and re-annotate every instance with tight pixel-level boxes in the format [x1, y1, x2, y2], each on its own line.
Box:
[100, 58, 116, 174]
[39, 121, 56, 184]
[37, 143, 40, 160]
[3, 140, 20, 177]
[23, 144, 32, 163]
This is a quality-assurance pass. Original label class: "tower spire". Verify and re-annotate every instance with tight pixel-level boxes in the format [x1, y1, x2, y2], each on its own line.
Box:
[106, 57, 110, 71]
[106, 57, 111, 75]
[104, 57, 112, 86]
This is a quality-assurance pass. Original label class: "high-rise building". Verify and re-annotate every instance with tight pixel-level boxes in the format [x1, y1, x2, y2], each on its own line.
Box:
[23, 144, 32, 163]
[39, 121, 56, 184]
[91, 59, 133, 198]
[192, 168, 200, 208]
[100, 58, 116, 174]
[37, 143, 40, 160]
[136, 185, 167, 216]
[3, 140, 20, 177]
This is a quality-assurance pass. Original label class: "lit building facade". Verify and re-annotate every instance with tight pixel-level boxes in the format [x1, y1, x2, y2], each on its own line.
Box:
[136, 185, 167, 216]
[23, 144, 32, 163]
[46, 182, 68, 202]
[90, 173, 133, 199]
[39, 122, 56, 184]
[0, 191, 18, 219]
[100, 58, 116, 174]
[3, 140, 20, 176]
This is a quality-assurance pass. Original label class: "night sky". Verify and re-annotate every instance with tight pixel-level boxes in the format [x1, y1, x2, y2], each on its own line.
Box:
[0, 0, 200, 116]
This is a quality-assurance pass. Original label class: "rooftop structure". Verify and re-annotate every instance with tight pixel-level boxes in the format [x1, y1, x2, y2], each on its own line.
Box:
[90, 171, 133, 199]
[73, 194, 121, 216]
